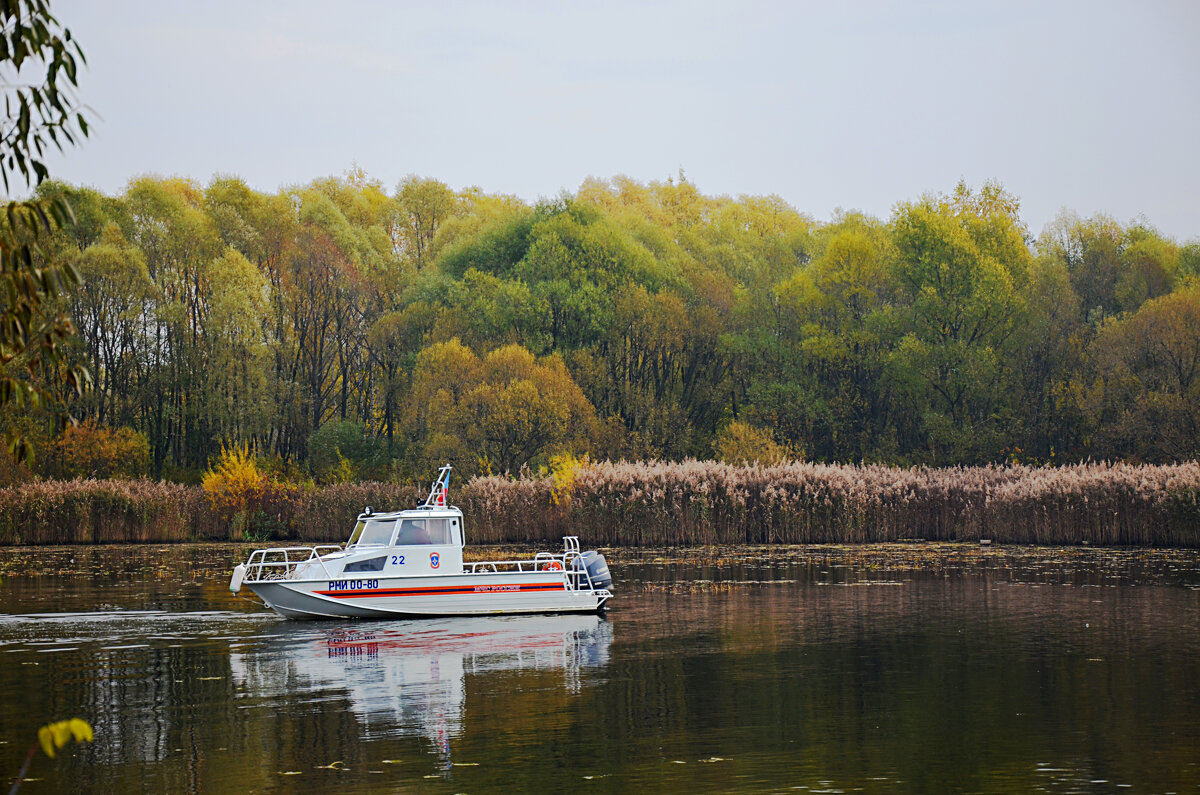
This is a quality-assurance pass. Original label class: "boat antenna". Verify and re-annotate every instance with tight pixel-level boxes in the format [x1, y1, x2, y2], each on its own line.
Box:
[422, 464, 453, 508]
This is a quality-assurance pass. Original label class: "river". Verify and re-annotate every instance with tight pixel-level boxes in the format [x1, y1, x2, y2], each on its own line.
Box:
[0, 543, 1198, 793]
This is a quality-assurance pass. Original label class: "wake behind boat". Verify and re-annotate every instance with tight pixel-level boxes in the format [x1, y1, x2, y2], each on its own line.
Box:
[229, 466, 613, 620]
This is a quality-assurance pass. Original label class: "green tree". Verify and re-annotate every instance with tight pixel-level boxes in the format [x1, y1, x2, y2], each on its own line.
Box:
[1, 0, 90, 460]
[393, 175, 461, 269]
[204, 247, 270, 444]
[888, 182, 1030, 462]
[307, 418, 375, 483]
[435, 198, 536, 279]
[70, 223, 154, 427]
[1180, 242, 1200, 282]
[1009, 253, 1085, 460]
[124, 176, 222, 471]
[437, 268, 549, 353]
[1115, 226, 1179, 312]
[1038, 213, 1179, 321]
[367, 301, 439, 452]
[764, 215, 896, 459]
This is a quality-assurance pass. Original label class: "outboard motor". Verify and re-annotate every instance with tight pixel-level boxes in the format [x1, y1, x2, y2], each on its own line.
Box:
[572, 550, 612, 589]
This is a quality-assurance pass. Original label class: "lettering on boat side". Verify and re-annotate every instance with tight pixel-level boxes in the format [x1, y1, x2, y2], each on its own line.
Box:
[327, 579, 379, 591]
[474, 584, 520, 593]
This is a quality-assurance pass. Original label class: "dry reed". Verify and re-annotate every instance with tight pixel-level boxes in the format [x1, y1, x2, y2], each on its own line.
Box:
[0, 461, 1196, 547]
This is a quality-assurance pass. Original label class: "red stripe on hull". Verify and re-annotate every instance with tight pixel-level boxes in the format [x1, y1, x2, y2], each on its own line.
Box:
[316, 582, 567, 599]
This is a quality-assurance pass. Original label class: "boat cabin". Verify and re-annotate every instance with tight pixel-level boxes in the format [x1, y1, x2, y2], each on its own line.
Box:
[334, 506, 465, 576]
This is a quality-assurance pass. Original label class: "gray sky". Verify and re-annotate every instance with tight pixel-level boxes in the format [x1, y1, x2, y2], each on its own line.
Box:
[43, 0, 1200, 241]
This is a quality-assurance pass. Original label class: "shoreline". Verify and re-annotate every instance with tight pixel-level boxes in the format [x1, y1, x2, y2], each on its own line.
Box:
[2, 542, 1197, 594]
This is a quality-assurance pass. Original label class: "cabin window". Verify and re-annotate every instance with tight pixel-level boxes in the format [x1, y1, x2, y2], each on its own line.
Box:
[395, 518, 451, 545]
[395, 519, 428, 545]
[344, 555, 386, 572]
[353, 518, 396, 546]
[426, 518, 450, 544]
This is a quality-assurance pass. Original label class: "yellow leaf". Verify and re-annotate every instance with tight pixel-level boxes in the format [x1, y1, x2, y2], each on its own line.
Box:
[51, 722, 71, 750]
[67, 718, 93, 743]
[37, 726, 54, 759]
[36, 719, 94, 758]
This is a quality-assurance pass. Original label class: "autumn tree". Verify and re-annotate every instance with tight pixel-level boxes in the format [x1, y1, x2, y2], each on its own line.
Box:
[712, 419, 791, 464]
[404, 340, 596, 475]
[38, 421, 148, 479]
[1039, 212, 1181, 322]
[17, 167, 1198, 478]
[1078, 287, 1200, 461]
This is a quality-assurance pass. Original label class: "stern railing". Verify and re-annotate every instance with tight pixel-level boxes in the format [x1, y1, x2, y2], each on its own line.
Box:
[464, 535, 605, 594]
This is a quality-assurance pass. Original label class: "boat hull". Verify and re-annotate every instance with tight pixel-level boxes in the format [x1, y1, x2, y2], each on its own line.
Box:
[245, 570, 611, 620]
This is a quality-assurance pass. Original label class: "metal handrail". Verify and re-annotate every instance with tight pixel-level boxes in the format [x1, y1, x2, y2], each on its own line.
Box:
[242, 545, 343, 582]
[241, 535, 610, 596]
[464, 558, 558, 574]
[463, 535, 602, 594]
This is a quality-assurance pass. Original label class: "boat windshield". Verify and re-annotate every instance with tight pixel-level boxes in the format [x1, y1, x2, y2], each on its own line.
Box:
[349, 518, 396, 547]
[394, 517, 451, 545]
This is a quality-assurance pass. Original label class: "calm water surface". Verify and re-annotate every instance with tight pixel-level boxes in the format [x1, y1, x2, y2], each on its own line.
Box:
[0, 543, 1198, 793]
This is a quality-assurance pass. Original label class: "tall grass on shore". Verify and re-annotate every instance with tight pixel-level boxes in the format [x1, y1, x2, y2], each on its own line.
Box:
[558, 460, 1200, 547]
[0, 461, 1197, 547]
[0, 479, 210, 544]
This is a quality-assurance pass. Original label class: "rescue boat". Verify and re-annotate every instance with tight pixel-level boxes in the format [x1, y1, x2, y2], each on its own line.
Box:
[228, 466, 613, 620]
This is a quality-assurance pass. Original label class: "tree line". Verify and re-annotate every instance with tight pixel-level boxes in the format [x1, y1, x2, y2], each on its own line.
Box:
[5, 171, 1199, 482]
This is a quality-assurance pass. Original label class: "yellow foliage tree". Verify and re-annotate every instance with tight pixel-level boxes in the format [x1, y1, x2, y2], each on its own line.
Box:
[406, 340, 597, 475]
[40, 423, 149, 479]
[713, 420, 793, 465]
[547, 452, 586, 506]
[201, 444, 264, 536]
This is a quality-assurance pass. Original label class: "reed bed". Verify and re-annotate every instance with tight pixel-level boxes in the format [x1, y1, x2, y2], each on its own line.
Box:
[0, 461, 1196, 547]
[562, 460, 1200, 547]
[0, 479, 208, 544]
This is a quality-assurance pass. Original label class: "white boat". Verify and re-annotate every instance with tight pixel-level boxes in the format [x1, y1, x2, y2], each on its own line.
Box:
[229, 466, 613, 620]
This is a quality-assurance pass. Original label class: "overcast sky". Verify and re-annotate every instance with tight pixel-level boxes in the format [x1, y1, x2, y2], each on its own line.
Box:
[41, 0, 1200, 241]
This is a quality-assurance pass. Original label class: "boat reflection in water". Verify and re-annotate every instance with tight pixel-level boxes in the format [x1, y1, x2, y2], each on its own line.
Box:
[229, 614, 612, 770]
